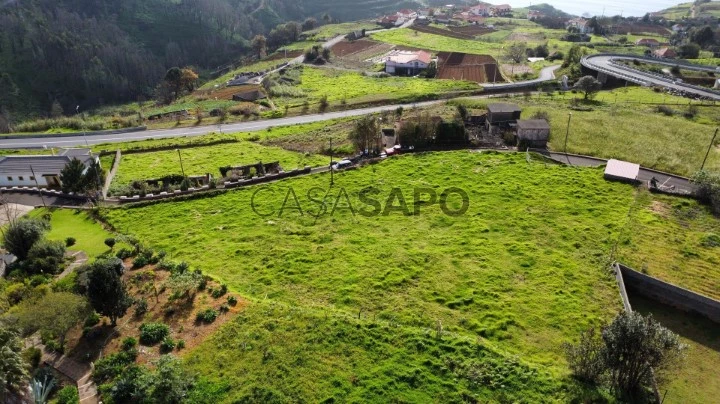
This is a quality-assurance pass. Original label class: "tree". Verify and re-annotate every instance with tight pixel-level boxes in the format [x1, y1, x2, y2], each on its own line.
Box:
[348, 116, 379, 152]
[603, 312, 684, 397]
[573, 75, 602, 100]
[179, 68, 199, 92]
[456, 104, 469, 121]
[691, 25, 715, 48]
[251, 35, 267, 59]
[105, 238, 116, 250]
[398, 114, 437, 148]
[14, 292, 90, 348]
[505, 42, 527, 64]
[0, 327, 28, 401]
[534, 44, 550, 58]
[50, 100, 64, 118]
[692, 170, 720, 214]
[302, 18, 317, 31]
[678, 43, 701, 59]
[565, 311, 685, 399]
[322, 13, 332, 24]
[87, 258, 132, 326]
[26, 239, 66, 275]
[83, 159, 106, 195]
[60, 158, 89, 194]
[1, 218, 50, 260]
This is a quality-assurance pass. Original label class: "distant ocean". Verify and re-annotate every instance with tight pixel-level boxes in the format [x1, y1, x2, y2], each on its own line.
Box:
[502, 0, 684, 17]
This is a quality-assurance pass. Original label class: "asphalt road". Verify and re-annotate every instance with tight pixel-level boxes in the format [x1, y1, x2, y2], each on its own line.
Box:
[581, 54, 720, 100]
[0, 65, 561, 150]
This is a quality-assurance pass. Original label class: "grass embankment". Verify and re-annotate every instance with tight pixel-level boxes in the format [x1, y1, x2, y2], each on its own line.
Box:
[109, 141, 328, 191]
[618, 192, 720, 300]
[630, 294, 720, 404]
[104, 152, 628, 369]
[305, 21, 379, 41]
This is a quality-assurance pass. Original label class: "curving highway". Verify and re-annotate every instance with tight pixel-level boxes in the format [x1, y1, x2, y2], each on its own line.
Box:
[581, 53, 720, 100]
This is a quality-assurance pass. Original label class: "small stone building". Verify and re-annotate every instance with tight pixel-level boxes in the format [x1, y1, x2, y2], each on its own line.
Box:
[516, 119, 550, 148]
[487, 103, 521, 127]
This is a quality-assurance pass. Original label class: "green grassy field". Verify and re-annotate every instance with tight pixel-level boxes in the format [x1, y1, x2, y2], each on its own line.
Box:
[294, 66, 478, 105]
[630, 294, 720, 404]
[453, 89, 720, 176]
[109, 141, 328, 192]
[28, 208, 123, 258]
[199, 58, 295, 91]
[97, 150, 720, 401]
[103, 152, 629, 367]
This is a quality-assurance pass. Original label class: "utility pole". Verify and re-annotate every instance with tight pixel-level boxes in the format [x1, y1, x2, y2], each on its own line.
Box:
[329, 138, 334, 186]
[701, 128, 718, 171]
[564, 113, 573, 164]
[30, 165, 47, 209]
[176, 149, 186, 177]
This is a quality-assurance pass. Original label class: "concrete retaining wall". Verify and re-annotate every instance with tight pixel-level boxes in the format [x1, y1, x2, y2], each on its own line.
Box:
[618, 263, 720, 323]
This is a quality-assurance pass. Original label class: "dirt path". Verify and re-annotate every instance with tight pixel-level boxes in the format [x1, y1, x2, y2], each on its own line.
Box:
[57, 251, 89, 280]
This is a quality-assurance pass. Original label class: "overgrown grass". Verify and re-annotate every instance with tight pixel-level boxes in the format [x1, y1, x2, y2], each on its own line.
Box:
[618, 191, 720, 300]
[294, 66, 478, 105]
[305, 21, 379, 41]
[103, 152, 628, 369]
[452, 88, 720, 176]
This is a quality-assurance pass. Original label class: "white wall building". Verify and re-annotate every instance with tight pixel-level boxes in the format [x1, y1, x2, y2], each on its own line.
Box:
[0, 148, 98, 188]
[384, 50, 432, 76]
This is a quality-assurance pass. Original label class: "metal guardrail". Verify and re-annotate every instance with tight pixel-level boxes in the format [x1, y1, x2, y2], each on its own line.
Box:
[581, 54, 720, 99]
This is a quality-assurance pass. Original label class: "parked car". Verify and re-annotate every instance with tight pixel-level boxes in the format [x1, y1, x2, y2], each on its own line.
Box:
[331, 160, 353, 171]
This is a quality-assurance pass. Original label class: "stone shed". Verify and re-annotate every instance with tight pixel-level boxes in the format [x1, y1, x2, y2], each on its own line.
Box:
[516, 119, 550, 148]
[486, 103, 521, 127]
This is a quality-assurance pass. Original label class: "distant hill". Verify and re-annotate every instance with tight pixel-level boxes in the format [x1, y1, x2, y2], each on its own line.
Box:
[655, 1, 720, 20]
[526, 3, 575, 18]
[0, 0, 419, 121]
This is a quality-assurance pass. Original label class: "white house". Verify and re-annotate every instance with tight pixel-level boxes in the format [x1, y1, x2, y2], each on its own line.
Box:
[0, 148, 98, 188]
[397, 9, 417, 19]
[566, 18, 591, 34]
[490, 4, 512, 16]
[469, 4, 490, 16]
[384, 50, 432, 76]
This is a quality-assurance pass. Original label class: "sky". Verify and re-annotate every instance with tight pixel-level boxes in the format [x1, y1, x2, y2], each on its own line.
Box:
[502, 0, 685, 17]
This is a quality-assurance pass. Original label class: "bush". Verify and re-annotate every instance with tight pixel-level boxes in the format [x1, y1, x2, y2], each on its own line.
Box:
[657, 105, 675, 116]
[135, 298, 148, 317]
[116, 248, 134, 260]
[22, 347, 42, 369]
[65, 237, 76, 247]
[56, 386, 79, 404]
[132, 255, 149, 269]
[25, 239, 66, 275]
[176, 339, 186, 350]
[196, 308, 219, 323]
[3, 218, 50, 261]
[104, 238, 116, 249]
[160, 337, 176, 353]
[121, 337, 137, 351]
[227, 295, 238, 306]
[139, 322, 170, 345]
[211, 284, 228, 298]
[84, 312, 101, 327]
[93, 350, 138, 382]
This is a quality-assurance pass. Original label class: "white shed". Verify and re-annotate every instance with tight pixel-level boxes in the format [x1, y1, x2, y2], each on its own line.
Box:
[604, 159, 640, 183]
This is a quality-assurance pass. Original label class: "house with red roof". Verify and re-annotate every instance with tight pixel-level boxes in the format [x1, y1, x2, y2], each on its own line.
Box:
[653, 48, 677, 59]
[635, 38, 660, 47]
[384, 50, 433, 76]
[469, 4, 490, 16]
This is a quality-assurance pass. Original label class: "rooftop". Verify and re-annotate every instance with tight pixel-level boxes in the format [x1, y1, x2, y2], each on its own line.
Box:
[386, 50, 432, 65]
[487, 103, 521, 113]
[516, 119, 550, 130]
[604, 159, 640, 181]
[0, 154, 95, 175]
